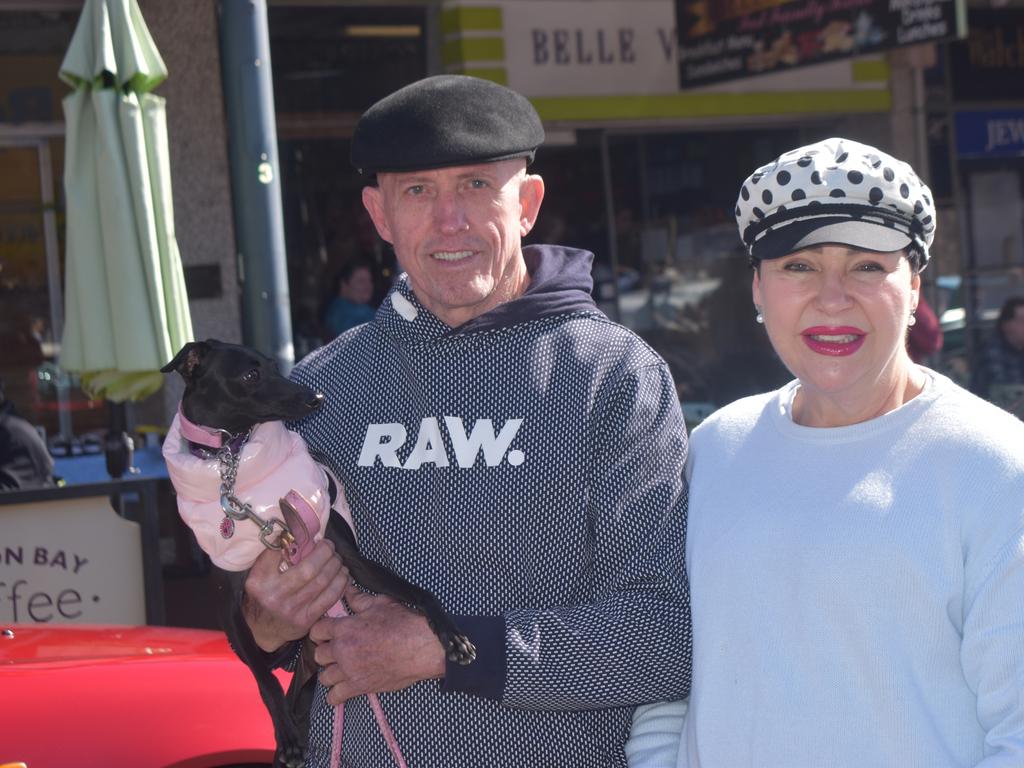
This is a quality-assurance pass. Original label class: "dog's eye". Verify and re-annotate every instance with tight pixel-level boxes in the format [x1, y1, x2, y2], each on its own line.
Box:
[242, 368, 261, 384]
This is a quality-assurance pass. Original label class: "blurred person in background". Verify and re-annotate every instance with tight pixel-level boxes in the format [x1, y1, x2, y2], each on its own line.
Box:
[0, 378, 55, 491]
[322, 260, 376, 339]
[973, 295, 1024, 405]
[628, 138, 1024, 768]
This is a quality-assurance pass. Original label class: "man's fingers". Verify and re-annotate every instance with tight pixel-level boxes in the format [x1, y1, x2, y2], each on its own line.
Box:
[267, 540, 348, 613]
[326, 682, 348, 707]
[310, 616, 335, 645]
[295, 560, 349, 622]
[242, 538, 350, 652]
[343, 583, 375, 611]
[317, 660, 366, 706]
[247, 545, 286, 583]
[284, 539, 337, 583]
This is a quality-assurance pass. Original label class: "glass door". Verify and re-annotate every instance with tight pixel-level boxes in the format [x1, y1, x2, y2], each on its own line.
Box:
[0, 136, 104, 446]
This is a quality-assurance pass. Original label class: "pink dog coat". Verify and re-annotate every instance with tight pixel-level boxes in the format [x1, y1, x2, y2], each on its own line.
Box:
[163, 412, 335, 571]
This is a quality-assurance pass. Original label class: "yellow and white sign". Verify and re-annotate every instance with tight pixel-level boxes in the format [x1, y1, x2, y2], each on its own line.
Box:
[441, 0, 890, 121]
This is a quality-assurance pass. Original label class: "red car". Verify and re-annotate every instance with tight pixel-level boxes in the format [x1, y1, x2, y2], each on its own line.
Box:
[0, 623, 289, 767]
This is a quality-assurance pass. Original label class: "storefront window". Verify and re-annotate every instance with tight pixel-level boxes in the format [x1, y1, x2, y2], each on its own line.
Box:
[928, 5, 1024, 411]
[0, 9, 107, 448]
[532, 128, 800, 416]
[269, 3, 429, 358]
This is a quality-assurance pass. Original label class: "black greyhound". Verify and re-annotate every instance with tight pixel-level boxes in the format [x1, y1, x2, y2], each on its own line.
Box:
[161, 339, 475, 768]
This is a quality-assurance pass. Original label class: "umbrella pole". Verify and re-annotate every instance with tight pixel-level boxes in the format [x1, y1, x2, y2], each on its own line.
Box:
[104, 400, 136, 480]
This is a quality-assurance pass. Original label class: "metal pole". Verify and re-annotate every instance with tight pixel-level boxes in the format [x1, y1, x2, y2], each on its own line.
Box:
[217, 0, 295, 373]
[600, 130, 622, 322]
[942, 42, 975, 370]
[36, 139, 73, 441]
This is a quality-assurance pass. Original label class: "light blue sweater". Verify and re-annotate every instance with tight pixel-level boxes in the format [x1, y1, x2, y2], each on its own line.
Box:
[628, 371, 1024, 768]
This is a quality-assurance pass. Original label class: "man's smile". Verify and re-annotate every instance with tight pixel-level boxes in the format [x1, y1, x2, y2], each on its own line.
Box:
[430, 250, 474, 262]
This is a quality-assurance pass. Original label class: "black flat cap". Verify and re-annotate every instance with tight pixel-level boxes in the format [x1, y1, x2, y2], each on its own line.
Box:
[350, 75, 545, 175]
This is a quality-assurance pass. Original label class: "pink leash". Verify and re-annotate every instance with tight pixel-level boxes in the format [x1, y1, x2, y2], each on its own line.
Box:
[280, 490, 408, 768]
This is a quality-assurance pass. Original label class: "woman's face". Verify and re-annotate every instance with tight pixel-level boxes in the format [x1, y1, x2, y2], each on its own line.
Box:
[341, 267, 374, 305]
[752, 244, 920, 407]
[1002, 305, 1024, 351]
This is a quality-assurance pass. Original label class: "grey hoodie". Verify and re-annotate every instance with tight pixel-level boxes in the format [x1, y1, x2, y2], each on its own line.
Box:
[291, 244, 692, 768]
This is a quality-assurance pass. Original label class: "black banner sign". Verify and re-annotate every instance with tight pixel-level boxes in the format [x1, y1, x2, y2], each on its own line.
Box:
[675, 0, 966, 88]
[947, 8, 1024, 102]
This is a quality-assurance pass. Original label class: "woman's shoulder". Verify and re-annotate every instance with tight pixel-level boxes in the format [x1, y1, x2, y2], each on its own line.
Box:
[692, 385, 787, 445]
[925, 371, 1024, 465]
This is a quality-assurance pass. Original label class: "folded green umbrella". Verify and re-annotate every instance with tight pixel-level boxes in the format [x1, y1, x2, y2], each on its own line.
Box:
[59, 0, 193, 403]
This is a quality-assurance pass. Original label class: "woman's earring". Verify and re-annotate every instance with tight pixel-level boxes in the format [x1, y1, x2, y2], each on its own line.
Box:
[755, 307, 764, 324]
[908, 311, 917, 327]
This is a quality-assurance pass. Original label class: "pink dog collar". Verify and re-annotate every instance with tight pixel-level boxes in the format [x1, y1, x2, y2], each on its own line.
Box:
[177, 404, 226, 449]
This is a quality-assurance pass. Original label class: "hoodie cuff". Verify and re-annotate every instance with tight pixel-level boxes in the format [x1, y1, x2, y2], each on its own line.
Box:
[440, 614, 506, 700]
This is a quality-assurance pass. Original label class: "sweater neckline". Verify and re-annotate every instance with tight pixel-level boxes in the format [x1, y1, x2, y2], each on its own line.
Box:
[771, 367, 944, 442]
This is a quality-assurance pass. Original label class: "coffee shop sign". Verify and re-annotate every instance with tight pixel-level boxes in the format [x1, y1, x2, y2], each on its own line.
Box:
[0, 496, 146, 625]
[1, 545, 91, 623]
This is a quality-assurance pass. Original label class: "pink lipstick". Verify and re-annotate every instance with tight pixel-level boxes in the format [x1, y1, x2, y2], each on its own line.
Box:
[801, 326, 865, 356]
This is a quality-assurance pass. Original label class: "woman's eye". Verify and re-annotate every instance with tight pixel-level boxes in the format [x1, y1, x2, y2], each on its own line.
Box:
[855, 262, 885, 272]
[468, 179, 488, 189]
[406, 185, 425, 196]
[782, 261, 812, 272]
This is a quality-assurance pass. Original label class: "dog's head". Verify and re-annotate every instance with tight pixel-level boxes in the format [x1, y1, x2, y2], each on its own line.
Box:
[162, 340, 323, 436]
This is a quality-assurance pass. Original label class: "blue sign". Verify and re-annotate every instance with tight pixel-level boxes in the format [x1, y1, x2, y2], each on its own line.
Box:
[955, 110, 1024, 158]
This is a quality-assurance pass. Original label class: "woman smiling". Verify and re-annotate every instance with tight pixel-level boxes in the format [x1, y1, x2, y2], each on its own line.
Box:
[627, 138, 1024, 768]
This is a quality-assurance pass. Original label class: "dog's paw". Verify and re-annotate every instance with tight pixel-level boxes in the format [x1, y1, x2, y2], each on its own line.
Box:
[275, 743, 306, 768]
[445, 632, 477, 665]
[425, 611, 477, 665]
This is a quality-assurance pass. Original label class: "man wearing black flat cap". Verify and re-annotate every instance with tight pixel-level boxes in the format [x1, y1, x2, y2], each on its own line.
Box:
[243, 75, 691, 768]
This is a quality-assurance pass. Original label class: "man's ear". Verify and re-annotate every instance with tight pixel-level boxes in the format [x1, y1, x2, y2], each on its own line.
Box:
[161, 340, 212, 383]
[362, 185, 394, 244]
[518, 174, 545, 237]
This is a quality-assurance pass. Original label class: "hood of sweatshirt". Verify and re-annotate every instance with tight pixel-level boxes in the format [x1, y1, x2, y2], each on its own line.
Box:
[375, 244, 602, 344]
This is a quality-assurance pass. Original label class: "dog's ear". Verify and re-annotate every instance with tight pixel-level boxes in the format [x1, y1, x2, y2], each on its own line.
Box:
[161, 340, 212, 382]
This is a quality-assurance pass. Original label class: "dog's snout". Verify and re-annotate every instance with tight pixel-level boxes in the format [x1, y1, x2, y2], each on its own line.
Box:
[306, 392, 325, 410]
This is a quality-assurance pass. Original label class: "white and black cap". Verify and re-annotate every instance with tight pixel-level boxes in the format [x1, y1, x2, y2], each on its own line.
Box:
[735, 137, 936, 269]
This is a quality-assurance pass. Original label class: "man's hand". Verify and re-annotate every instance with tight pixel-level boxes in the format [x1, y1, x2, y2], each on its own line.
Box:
[242, 539, 349, 653]
[310, 587, 446, 706]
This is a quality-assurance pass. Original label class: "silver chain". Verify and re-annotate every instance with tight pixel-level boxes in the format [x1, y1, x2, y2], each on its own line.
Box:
[217, 431, 289, 550]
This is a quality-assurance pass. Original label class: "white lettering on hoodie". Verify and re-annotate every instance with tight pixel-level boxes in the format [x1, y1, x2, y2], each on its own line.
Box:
[358, 417, 525, 469]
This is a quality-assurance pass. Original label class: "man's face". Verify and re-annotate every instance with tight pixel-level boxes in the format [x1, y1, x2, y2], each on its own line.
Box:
[362, 158, 544, 327]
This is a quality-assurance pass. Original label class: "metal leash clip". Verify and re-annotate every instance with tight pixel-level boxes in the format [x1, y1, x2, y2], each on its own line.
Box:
[215, 432, 293, 550]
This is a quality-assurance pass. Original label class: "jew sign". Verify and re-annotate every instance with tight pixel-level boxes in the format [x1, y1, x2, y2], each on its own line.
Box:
[0, 495, 145, 624]
[675, 0, 967, 87]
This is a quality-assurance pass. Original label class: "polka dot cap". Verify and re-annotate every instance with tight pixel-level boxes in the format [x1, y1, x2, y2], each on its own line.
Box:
[735, 137, 936, 268]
